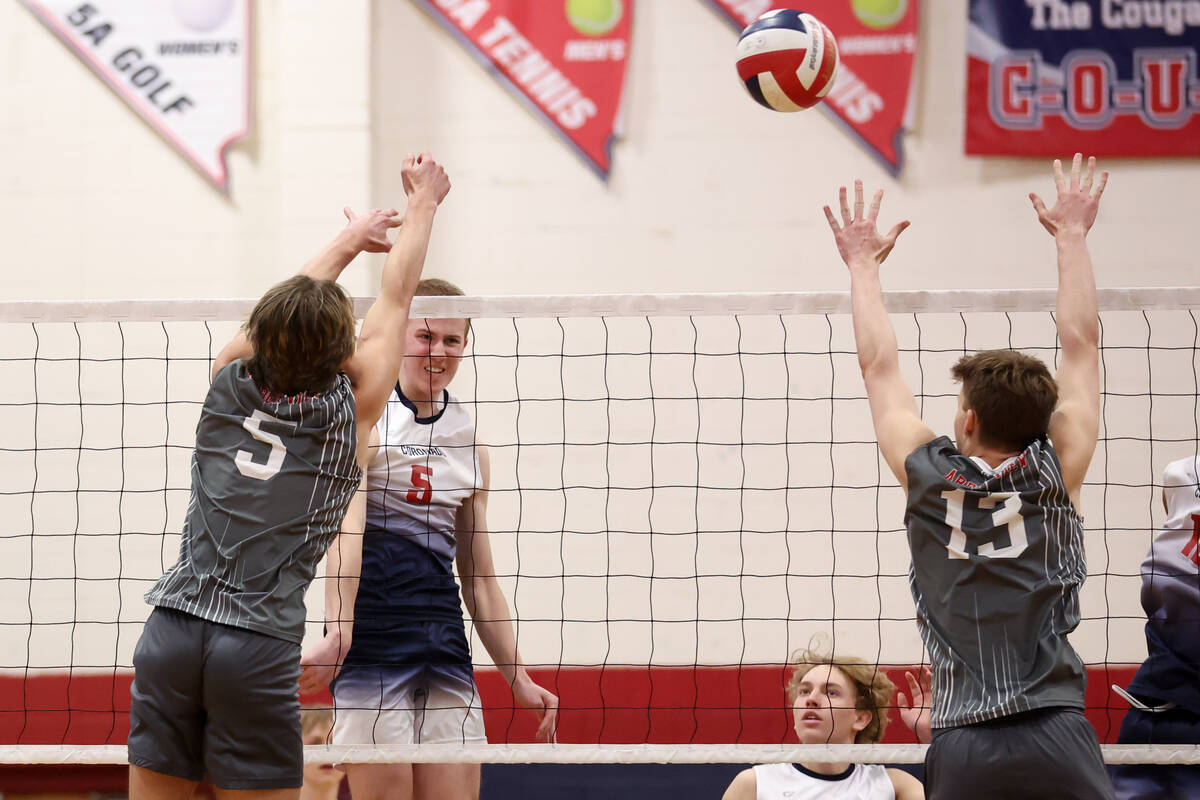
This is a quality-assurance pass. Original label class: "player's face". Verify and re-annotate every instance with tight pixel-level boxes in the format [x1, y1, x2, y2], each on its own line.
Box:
[402, 317, 469, 399]
[791, 664, 871, 746]
[301, 722, 344, 793]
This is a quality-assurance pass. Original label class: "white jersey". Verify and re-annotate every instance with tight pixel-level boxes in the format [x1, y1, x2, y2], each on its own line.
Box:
[753, 763, 895, 800]
[364, 387, 482, 567]
[1125, 454, 1200, 713]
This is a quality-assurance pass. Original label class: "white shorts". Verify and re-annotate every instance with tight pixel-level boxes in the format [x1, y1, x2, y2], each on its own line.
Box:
[331, 666, 487, 745]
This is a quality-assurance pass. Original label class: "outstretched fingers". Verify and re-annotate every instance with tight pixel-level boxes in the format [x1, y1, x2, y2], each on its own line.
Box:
[868, 188, 883, 222]
[854, 179, 865, 220]
[1053, 158, 1065, 192]
[1029, 192, 1048, 217]
[823, 204, 841, 234]
[1093, 169, 1109, 201]
[1082, 156, 1096, 191]
[1069, 152, 1082, 190]
[839, 185, 851, 225]
[886, 219, 910, 244]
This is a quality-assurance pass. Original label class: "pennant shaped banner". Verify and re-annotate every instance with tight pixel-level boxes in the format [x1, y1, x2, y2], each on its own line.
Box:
[704, 0, 918, 175]
[21, 0, 251, 191]
[966, 0, 1200, 157]
[414, 0, 632, 177]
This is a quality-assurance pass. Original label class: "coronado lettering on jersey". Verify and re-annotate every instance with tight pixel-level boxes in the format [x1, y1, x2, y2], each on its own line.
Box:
[399, 444, 445, 457]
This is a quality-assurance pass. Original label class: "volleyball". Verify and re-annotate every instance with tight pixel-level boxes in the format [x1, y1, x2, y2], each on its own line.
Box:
[735, 9, 840, 112]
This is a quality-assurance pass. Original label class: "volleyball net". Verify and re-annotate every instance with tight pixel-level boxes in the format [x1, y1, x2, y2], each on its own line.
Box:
[0, 288, 1198, 766]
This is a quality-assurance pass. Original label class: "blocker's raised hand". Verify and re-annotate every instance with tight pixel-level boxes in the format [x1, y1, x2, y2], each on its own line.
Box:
[402, 151, 451, 205]
[1030, 152, 1108, 239]
[824, 180, 910, 269]
[342, 206, 401, 254]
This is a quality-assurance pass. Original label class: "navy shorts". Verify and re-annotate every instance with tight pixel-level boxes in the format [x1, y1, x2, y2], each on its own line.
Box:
[926, 707, 1114, 800]
[128, 607, 302, 790]
[1111, 704, 1200, 800]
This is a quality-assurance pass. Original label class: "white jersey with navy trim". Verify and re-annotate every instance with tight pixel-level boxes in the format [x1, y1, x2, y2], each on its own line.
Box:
[752, 763, 894, 799]
[364, 386, 481, 568]
[1126, 455, 1200, 713]
[145, 360, 360, 644]
[344, 386, 482, 672]
[904, 435, 1088, 728]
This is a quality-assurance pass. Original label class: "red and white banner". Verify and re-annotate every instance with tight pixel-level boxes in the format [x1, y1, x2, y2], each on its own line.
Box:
[966, 0, 1200, 157]
[20, 0, 252, 192]
[414, 0, 632, 178]
[704, 0, 919, 175]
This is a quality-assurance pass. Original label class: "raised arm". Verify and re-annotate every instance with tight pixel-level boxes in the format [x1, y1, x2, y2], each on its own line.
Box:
[825, 181, 933, 491]
[455, 446, 559, 742]
[344, 153, 450, 427]
[1031, 154, 1107, 501]
[211, 207, 401, 380]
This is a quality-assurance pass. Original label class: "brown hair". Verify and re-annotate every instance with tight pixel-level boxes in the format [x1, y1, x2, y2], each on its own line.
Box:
[416, 278, 464, 297]
[414, 278, 470, 337]
[244, 275, 356, 396]
[786, 647, 896, 745]
[951, 349, 1058, 452]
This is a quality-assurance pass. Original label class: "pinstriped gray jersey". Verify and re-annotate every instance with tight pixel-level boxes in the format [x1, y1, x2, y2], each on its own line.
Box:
[904, 435, 1087, 728]
[145, 360, 361, 644]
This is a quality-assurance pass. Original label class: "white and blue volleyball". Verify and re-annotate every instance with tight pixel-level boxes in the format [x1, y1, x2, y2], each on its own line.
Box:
[735, 9, 840, 112]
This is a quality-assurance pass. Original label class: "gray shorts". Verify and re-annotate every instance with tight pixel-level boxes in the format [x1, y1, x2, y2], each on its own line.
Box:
[128, 607, 302, 790]
[927, 707, 1114, 800]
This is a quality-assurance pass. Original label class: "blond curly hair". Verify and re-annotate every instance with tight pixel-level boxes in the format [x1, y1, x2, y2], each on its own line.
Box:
[785, 645, 897, 744]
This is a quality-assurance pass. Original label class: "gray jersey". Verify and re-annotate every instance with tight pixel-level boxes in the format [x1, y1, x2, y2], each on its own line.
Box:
[145, 360, 361, 643]
[904, 436, 1087, 728]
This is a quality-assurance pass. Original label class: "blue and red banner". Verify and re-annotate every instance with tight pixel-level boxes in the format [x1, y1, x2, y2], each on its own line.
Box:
[705, 0, 919, 175]
[967, 1, 1200, 156]
[414, 0, 632, 178]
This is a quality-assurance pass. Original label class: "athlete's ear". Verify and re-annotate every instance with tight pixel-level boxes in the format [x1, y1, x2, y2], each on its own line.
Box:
[964, 408, 979, 440]
[853, 708, 872, 734]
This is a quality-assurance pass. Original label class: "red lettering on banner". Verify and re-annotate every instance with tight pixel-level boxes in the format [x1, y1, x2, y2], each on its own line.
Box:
[1002, 62, 1034, 117]
[1143, 56, 1189, 126]
[1072, 63, 1106, 115]
[970, 10, 1200, 156]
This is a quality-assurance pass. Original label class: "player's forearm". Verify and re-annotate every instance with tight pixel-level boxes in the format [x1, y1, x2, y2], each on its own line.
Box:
[1054, 231, 1099, 354]
[300, 228, 364, 283]
[849, 265, 901, 378]
[469, 579, 527, 687]
[323, 532, 361, 656]
[378, 198, 438, 309]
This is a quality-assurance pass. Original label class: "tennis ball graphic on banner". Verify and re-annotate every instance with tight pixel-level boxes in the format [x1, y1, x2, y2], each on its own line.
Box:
[173, 0, 235, 32]
[566, 0, 624, 36]
[851, 0, 907, 29]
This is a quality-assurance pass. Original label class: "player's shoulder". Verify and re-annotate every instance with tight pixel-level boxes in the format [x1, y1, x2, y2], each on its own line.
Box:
[903, 435, 957, 481]
[1164, 454, 1200, 486]
[885, 766, 925, 799]
[721, 767, 756, 800]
